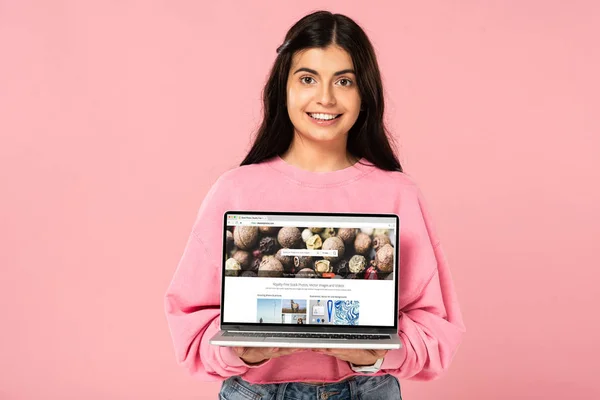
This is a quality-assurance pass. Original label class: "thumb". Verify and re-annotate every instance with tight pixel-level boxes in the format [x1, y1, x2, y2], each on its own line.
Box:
[372, 349, 387, 357]
[232, 347, 246, 356]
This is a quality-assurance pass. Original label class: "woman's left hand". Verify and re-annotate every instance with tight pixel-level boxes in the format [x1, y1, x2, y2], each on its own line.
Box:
[313, 348, 387, 366]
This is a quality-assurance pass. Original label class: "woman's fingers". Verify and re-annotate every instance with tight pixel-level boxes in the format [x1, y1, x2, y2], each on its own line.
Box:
[273, 347, 301, 356]
[234, 346, 305, 364]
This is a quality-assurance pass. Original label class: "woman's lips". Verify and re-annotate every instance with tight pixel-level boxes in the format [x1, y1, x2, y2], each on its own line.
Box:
[306, 113, 342, 127]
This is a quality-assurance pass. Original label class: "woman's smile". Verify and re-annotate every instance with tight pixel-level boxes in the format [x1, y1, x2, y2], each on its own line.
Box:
[306, 112, 343, 126]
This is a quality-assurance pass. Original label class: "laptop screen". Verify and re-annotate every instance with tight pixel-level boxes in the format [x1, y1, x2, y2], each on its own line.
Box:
[221, 212, 399, 328]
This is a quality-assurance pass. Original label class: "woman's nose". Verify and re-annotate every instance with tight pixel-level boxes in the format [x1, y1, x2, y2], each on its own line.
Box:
[317, 85, 336, 106]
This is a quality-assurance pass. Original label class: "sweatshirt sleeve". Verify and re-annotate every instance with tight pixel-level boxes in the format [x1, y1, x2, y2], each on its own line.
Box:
[380, 186, 466, 381]
[164, 176, 266, 380]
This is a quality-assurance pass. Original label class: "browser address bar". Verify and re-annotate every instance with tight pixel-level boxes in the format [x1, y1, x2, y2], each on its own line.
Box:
[243, 221, 393, 228]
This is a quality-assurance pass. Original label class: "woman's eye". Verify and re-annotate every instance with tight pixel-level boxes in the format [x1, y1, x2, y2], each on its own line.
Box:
[301, 76, 316, 84]
[338, 78, 353, 87]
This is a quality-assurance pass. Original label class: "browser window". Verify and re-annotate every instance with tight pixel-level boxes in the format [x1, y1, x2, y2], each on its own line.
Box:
[222, 213, 398, 327]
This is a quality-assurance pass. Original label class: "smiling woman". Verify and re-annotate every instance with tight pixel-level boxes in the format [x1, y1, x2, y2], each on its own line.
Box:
[165, 9, 465, 400]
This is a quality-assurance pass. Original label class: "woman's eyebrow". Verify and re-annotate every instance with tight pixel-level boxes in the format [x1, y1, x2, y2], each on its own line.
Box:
[293, 67, 356, 76]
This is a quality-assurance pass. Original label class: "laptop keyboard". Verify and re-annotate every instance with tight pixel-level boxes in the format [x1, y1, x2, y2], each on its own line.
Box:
[223, 332, 390, 340]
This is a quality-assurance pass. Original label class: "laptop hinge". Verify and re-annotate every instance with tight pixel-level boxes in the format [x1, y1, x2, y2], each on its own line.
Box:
[231, 330, 391, 335]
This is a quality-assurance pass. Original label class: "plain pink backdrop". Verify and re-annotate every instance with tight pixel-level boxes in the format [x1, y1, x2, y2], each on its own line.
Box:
[1, 1, 599, 399]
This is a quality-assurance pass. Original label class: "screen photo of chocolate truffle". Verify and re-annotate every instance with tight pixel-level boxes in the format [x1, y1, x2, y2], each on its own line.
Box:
[224, 225, 396, 280]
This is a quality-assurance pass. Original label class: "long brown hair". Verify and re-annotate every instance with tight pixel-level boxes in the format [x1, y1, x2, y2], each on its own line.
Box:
[241, 11, 402, 172]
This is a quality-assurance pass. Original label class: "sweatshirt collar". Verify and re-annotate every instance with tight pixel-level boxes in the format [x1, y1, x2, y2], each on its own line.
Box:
[264, 155, 375, 187]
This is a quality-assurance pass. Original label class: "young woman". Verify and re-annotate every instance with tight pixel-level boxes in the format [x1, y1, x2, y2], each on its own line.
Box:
[165, 10, 465, 400]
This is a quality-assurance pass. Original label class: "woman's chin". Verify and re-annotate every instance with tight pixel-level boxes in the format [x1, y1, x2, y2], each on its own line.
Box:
[296, 128, 347, 143]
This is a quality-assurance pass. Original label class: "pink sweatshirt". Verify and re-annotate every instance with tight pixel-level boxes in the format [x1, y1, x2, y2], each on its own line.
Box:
[164, 156, 465, 383]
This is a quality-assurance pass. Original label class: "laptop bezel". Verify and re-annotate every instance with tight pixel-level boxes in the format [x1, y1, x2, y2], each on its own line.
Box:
[219, 210, 400, 335]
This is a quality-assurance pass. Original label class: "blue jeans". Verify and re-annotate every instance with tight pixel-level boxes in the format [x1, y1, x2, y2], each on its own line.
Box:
[219, 374, 402, 400]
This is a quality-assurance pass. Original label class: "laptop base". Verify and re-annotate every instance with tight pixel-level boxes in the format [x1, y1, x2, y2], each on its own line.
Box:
[210, 330, 402, 350]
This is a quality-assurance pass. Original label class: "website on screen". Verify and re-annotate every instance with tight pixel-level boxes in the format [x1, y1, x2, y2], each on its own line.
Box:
[222, 214, 398, 327]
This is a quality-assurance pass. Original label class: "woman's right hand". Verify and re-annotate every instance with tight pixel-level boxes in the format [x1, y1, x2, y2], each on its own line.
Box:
[232, 347, 302, 365]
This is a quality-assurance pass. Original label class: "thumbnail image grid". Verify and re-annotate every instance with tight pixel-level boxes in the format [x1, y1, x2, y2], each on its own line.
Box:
[224, 225, 395, 280]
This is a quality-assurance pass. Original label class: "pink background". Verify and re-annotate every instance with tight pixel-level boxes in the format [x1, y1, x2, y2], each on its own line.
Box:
[1, 1, 599, 399]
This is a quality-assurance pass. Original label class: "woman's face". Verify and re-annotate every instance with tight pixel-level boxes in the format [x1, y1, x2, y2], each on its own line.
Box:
[286, 46, 361, 145]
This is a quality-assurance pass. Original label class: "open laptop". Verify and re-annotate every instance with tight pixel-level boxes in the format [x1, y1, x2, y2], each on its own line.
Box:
[209, 211, 402, 349]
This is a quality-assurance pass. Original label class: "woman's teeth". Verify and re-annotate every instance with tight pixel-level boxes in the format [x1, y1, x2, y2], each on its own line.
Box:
[308, 113, 340, 121]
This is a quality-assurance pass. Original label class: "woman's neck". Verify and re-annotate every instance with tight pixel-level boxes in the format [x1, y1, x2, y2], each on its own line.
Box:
[281, 136, 358, 172]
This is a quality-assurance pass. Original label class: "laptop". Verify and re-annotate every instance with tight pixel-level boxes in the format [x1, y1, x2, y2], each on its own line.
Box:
[209, 211, 402, 349]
